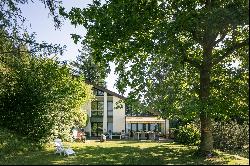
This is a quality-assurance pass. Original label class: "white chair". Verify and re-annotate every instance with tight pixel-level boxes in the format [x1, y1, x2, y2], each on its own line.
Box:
[54, 138, 76, 156]
[72, 129, 78, 141]
[100, 134, 106, 142]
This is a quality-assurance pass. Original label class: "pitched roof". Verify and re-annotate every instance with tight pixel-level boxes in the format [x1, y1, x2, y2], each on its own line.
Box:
[86, 81, 126, 100]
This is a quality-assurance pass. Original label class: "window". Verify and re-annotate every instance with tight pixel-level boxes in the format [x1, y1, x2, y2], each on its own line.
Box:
[93, 88, 104, 96]
[150, 124, 155, 131]
[91, 101, 104, 116]
[91, 111, 103, 116]
[98, 102, 104, 110]
[131, 124, 137, 131]
[126, 123, 131, 132]
[107, 101, 113, 116]
[91, 101, 97, 110]
[143, 124, 148, 131]
[138, 124, 143, 131]
[107, 101, 113, 111]
[107, 122, 113, 133]
[91, 101, 104, 110]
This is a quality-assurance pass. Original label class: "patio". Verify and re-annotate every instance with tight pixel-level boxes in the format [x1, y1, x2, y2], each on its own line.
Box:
[125, 116, 169, 139]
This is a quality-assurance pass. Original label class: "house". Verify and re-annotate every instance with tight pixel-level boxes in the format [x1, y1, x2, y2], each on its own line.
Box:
[81, 83, 169, 138]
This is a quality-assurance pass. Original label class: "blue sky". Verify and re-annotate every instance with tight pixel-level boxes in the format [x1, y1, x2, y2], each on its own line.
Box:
[19, 0, 120, 94]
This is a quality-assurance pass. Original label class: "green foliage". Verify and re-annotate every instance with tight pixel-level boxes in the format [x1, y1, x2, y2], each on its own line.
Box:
[62, 0, 249, 120]
[62, 0, 249, 153]
[70, 45, 109, 87]
[174, 123, 201, 146]
[0, 127, 42, 157]
[213, 120, 249, 151]
[0, 52, 93, 143]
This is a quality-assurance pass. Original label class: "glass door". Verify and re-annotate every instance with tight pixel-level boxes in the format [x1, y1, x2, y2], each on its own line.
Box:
[91, 122, 103, 137]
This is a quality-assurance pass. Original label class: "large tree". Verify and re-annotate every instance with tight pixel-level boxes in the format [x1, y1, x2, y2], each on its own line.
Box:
[70, 45, 110, 87]
[62, 0, 249, 155]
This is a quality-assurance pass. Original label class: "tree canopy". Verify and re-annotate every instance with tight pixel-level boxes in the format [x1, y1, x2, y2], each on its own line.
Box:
[0, 33, 94, 143]
[0, 0, 65, 56]
[62, 0, 249, 155]
[70, 45, 110, 87]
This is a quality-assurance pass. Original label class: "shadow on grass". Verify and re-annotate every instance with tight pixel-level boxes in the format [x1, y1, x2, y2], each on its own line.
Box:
[115, 139, 174, 144]
[0, 143, 231, 165]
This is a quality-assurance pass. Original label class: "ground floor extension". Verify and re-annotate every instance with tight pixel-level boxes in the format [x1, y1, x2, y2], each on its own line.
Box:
[84, 116, 169, 138]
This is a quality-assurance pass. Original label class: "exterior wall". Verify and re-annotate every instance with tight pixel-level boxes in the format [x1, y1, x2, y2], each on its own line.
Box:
[112, 96, 125, 132]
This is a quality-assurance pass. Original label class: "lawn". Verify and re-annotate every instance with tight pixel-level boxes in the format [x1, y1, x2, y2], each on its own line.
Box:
[0, 140, 249, 165]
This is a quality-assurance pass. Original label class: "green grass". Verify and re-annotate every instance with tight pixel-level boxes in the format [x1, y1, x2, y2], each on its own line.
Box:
[0, 139, 249, 165]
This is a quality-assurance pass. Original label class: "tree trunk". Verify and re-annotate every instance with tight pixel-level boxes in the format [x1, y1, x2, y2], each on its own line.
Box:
[199, 111, 213, 154]
[198, 67, 213, 155]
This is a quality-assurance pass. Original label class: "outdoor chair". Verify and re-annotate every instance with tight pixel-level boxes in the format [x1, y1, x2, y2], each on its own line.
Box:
[133, 131, 138, 140]
[121, 130, 126, 139]
[124, 133, 129, 139]
[148, 132, 155, 140]
[54, 138, 76, 156]
[140, 131, 147, 140]
[100, 134, 106, 142]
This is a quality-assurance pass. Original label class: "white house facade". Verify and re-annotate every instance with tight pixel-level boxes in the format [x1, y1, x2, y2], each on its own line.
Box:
[81, 84, 169, 138]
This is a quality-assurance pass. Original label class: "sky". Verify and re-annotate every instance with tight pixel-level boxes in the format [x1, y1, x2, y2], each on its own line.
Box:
[19, 0, 120, 95]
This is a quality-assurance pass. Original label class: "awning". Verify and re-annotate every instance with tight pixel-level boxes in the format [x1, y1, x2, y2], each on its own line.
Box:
[126, 116, 166, 124]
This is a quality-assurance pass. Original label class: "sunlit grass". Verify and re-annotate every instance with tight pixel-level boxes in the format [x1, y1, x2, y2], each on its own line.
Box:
[0, 140, 249, 165]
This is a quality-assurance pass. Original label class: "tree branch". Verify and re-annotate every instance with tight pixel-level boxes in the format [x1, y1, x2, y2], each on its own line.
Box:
[180, 44, 202, 69]
[212, 32, 227, 47]
[211, 38, 249, 66]
[0, 50, 36, 55]
[183, 55, 201, 69]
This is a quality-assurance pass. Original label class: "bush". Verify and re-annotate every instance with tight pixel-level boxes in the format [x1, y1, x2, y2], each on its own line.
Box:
[0, 53, 93, 143]
[174, 123, 201, 146]
[0, 127, 42, 157]
[213, 120, 249, 151]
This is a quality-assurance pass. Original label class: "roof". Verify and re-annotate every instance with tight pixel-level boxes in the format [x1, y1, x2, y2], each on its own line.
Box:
[126, 116, 166, 123]
[85, 81, 126, 100]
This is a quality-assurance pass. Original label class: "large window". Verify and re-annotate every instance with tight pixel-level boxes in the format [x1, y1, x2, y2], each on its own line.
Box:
[126, 123, 131, 132]
[107, 101, 113, 116]
[91, 101, 104, 110]
[107, 101, 113, 110]
[143, 124, 148, 131]
[138, 124, 143, 131]
[131, 124, 137, 131]
[91, 101, 104, 116]
[150, 124, 156, 131]
[91, 122, 103, 137]
[107, 122, 113, 133]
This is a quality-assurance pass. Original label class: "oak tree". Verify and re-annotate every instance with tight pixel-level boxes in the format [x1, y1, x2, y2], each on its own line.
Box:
[62, 0, 249, 155]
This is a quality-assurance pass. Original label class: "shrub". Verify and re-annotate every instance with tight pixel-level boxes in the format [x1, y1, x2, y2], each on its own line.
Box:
[0, 127, 42, 157]
[213, 120, 249, 151]
[0, 54, 93, 143]
[174, 123, 201, 146]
